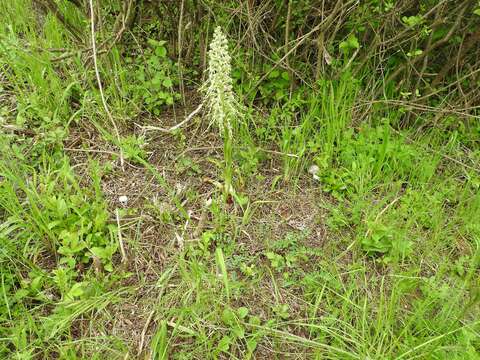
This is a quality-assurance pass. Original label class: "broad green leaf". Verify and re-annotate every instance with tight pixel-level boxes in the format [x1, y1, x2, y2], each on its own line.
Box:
[217, 335, 231, 353]
[155, 46, 167, 58]
[66, 282, 84, 300]
[237, 307, 249, 319]
[162, 78, 173, 87]
[222, 307, 236, 325]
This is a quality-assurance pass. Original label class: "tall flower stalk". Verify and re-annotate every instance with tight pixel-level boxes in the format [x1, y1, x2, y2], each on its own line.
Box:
[202, 26, 240, 201]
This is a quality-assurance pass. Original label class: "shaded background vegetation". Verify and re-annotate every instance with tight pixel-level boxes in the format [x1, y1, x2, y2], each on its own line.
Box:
[23, 0, 480, 117]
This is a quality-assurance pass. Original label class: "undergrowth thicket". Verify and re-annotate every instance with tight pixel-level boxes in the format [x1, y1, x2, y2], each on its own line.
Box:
[0, 0, 479, 359]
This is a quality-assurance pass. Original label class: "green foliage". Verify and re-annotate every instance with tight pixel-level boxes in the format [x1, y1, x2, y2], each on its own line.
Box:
[237, 145, 265, 179]
[127, 39, 180, 115]
[120, 134, 148, 163]
[150, 321, 169, 360]
[0, 157, 117, 283]
[402, 15, 424, 28]
[339, 34, 360, 54]
[232, 52, 293, 106]
[258, 67, 291, 104]
[1, 0, 480, 358]
[0, 153, 122, 357]
[361, 222, 412, 261]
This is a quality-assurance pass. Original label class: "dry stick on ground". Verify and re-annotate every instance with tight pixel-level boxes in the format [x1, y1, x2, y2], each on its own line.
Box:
[64, 147, 119, 156]
[137, 309, 155, 356]
[115, 208, 128, 265]
[140, 103, 204, 133]
[88, 0, 125, 170]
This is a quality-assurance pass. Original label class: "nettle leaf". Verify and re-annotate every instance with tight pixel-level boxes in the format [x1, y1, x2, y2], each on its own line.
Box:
[246, 338, 258, 353]
[65, 282, 84, 301]
[348, 35, 360, 49]
[217, 335, 231, 353]
[90, 246, 109, 259]
[93, 211, 107, 230]
[56, 198, 68, 217]
[407, 49, 423, 57]
[151, 74, 162, 86]
[237, 307, 249, 319]
[362, 223, 392, 254]
[59, 229, 77, 245]
[339, 34, 360, 53]
[275, 90, 286, 100]
[59, 256, 76, 268]
[222, 307, 236, 325]
[104, 262, 113, 272]
[147, 39, 166, 48]
[155, 46, 167, 58]
[232, 325, 245, 339]
[162, 78, 173, 87]
[402, 15, 423, 27]
[30, 276, 44, 292]
[15, 288, 29, 301]
[249, 316, 261, 326]
[150, 56, 161, 68]
[268, 69, 280, 79]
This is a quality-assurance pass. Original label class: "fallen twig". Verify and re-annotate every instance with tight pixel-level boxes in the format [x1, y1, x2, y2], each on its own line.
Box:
[141, 103, 204, 133]
[115, 208, 128, 265]
[137, 309, 155, 356]
[88, 0, 125, 170]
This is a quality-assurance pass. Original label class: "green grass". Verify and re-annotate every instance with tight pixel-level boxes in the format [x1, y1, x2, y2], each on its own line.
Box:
[0, 1, 479, 359]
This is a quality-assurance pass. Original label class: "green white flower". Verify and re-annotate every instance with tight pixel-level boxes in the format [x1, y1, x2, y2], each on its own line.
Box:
[202, 26, 239, 136]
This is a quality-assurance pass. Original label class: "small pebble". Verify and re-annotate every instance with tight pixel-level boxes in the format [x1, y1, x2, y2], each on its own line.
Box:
[118, 195, 128, 205]
[308, 165, 320, 180]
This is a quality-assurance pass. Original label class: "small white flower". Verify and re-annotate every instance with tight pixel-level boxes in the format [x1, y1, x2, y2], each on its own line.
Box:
[308, 165, 320, 181]
[118, 195, 128, 206]
[201, 26, 240, 136]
